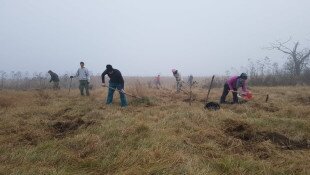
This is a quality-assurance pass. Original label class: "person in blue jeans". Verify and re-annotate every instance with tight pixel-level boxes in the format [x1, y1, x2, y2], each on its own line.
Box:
[101, 65, 128, 107]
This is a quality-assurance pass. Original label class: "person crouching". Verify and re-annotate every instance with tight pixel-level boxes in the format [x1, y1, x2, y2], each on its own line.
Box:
[220, 73, 248, 104]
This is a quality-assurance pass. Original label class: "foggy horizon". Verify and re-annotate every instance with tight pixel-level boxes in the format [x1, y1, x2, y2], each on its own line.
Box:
[1, 0, 310, 76]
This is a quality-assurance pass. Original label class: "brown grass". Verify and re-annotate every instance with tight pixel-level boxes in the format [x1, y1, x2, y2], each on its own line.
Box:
[0, 85, 309, 174]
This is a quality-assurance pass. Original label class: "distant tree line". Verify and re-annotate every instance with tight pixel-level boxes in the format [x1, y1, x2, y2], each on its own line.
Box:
[245, 39, 310, 86]
[0, 40, 309, 90]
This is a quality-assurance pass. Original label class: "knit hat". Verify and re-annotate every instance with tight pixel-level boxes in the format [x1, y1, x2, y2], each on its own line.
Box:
[239, 73, 248, 80]
[106, 64, 113, 71]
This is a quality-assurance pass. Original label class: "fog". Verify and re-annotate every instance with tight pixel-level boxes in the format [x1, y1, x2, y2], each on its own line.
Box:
[0, 0, 310, 76]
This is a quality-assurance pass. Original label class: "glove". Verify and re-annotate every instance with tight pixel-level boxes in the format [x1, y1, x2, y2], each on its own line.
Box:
[70, 76, 73, 78]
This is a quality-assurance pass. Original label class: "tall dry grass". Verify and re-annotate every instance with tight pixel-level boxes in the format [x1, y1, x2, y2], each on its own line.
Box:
[0, 85, 309, 174]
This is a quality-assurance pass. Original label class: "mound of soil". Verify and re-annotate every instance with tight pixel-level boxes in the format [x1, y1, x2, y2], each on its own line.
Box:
[224, 119, 309, 150]
[51, 118, 95, 138]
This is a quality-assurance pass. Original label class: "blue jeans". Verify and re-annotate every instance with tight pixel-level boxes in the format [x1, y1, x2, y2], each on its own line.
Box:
[106, 83, 128, 107]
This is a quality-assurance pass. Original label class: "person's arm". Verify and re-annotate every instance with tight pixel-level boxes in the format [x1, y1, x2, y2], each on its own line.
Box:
[101, 70, 107, 84]
[85, 68, 90, 81]
[50, 73, 55, 82]
[118, 70, 125, 89]
[120, 76, 124, 89]
[242, 81, 247, 92]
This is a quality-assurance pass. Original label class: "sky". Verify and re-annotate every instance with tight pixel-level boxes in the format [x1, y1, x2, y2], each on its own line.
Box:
[0, 0, 310, 76]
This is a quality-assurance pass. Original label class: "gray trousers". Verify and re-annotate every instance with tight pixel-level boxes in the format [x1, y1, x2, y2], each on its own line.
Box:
[79, 80, 89, 96]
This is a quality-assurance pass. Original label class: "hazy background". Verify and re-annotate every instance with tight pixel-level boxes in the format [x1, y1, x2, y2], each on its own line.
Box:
[1, 0, 310, 76]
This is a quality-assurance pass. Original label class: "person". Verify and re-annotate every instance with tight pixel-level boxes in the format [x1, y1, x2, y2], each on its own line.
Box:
[188, 75, 194, 86]
[220, 73, 248, 104]
[172, 69, 182, 92]
[70, 62, 90, 96]
[101, 64, 127, 107]
[48, 70, 60, 90]
[154, 74, 161, 89]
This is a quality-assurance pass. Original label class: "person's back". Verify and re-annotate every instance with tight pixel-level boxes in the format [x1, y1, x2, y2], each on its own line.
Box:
[101, 67, 124, 88]
[226, 76, 238, 90]
[105, 69, 124, 84]
[227, 76, 247, 92]
[50, 72, 59, 82]
[48, 70, 60, 90]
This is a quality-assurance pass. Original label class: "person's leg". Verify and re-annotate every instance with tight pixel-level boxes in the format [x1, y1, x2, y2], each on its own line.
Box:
[53, 82, 57, 90]
[232, 88, 238, 104]
[106, 83, 116, 104]
[85, 81, 90, 96]
[57, 82, 60, 89]
[220, 83, 229, 103]
[116, 84, 128, 107]
[176, 81, 181, 92]
[55, 81, 60, 90]
[79, 80, 84, 95]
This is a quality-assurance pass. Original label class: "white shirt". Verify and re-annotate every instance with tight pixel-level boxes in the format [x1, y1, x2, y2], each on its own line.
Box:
[75, 67, 90, 81]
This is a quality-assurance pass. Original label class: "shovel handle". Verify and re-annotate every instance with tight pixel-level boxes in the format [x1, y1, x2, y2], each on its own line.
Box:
[205, 75, 215, 103]
[104, 86, 142, 99]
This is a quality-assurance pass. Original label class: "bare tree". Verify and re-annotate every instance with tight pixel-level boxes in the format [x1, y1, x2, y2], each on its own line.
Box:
[269, 39, 310, 76]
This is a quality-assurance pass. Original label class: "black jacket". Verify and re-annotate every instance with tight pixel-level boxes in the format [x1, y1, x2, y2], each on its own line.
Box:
[49, 72, 59, 82]
[101, 69, 124, 88]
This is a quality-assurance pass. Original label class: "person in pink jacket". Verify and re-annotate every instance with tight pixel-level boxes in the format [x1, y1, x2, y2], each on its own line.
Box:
[220, 73, 248, 104]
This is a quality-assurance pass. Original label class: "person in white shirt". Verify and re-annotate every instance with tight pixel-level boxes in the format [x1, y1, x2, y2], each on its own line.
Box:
[70, 62, 90, 96]
[172, 69, 182, 93]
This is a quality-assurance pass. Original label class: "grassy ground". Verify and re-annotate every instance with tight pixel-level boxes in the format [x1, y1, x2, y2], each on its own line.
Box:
[0, 86, 309, 174]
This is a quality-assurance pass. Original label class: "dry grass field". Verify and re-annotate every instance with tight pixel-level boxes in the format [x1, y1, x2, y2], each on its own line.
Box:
[0, 85, 309, 174]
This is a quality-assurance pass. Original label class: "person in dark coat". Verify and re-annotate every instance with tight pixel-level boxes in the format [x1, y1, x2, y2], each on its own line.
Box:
[101, 65, 127, 107]
[48, 70, 60, 90]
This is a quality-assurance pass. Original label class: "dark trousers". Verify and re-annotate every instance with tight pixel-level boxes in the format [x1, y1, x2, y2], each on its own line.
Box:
[106, 83, 127, 107]
[220, 83, 238, 103]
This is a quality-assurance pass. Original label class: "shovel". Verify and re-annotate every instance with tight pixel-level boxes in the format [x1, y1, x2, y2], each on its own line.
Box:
[204, 75, 220, 110]
[68, 77, 73, 94]
[104, 85, 142, 99]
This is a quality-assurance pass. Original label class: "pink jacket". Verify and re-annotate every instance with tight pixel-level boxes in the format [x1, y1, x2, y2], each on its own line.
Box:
[227, 76, 247, 92]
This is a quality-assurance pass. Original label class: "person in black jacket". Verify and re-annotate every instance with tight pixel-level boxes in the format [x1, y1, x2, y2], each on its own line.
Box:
[101, 65, 127, 107]
[48, 70, 60, 90]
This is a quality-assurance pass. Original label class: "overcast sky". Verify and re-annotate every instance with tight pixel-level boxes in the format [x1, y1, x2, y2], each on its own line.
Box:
[1, 0, 310, 76]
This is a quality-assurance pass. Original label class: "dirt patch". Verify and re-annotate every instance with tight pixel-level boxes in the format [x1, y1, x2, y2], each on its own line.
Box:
[295, 96, 310, 105]
[223, 119, 309, 150]
[257, 132, 309, 150]
[51, 118, 95, 138]
[17, 133, 38, 146]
